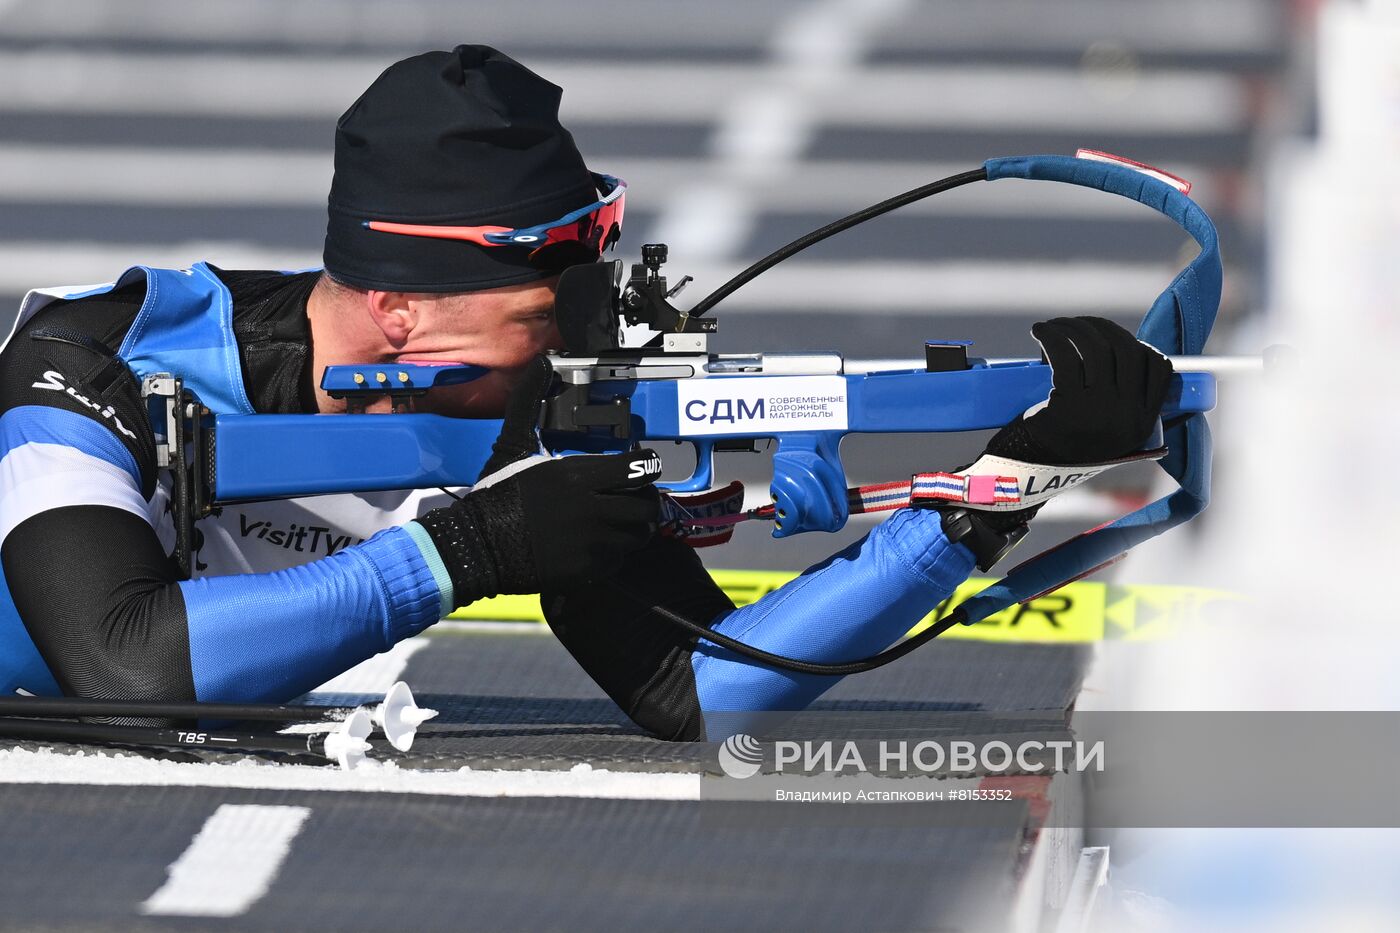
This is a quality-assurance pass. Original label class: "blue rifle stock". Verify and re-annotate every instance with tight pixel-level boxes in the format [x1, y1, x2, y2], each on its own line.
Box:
[207, 359, 1215, 535]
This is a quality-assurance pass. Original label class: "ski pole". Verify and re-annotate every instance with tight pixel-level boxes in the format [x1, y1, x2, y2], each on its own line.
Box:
[0, 708, 374, 769]
[0, 681, 436, 752]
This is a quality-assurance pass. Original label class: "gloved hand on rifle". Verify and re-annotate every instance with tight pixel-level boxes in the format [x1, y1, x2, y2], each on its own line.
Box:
[986, 315, 1174, 466]
[941, 316, 1174, 568]
[414, 355, 662, 608]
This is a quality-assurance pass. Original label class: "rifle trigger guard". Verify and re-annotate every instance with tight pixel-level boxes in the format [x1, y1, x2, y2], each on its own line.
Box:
[658, 439, 715, 494]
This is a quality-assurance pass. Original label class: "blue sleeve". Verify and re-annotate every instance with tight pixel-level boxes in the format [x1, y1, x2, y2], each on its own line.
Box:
[690, 508, 975, 724]
[180, 525, 447, 703]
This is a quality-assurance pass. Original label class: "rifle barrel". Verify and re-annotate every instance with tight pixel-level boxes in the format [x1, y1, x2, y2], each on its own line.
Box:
[845, 355, 1268, 376]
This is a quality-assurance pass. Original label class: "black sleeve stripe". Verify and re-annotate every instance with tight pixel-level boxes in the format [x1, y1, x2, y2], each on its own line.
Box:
[2, 505, 195, 704]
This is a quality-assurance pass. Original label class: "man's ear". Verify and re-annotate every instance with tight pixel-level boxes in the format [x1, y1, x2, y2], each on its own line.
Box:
[365, 290, 419, 348]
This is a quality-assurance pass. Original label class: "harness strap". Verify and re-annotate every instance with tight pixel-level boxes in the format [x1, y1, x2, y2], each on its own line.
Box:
[661, 446, 1165, 545]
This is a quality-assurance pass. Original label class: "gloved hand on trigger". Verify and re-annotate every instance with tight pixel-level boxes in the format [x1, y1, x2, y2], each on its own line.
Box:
[414, 355, 662, 607]
[985, 316, 1173, 466]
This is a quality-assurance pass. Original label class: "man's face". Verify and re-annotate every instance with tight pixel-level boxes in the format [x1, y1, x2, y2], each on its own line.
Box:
[395, 276, 564, 418]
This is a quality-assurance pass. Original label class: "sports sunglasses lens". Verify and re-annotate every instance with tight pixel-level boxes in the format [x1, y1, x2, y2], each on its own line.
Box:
[539, 190, 625, 257]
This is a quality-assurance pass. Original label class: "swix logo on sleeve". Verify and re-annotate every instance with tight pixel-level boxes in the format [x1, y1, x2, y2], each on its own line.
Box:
[628, 454, 663, 479]
[31, 369, 137, 439]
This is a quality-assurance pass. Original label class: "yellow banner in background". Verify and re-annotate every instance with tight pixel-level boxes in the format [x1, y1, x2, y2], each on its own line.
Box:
[449, 570, 1242, 644]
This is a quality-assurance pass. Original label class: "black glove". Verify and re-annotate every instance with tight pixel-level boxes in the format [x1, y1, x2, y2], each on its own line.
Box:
[415, 356, 662, 606]
[986, 316, 1173, 466]
[948, 317, 1173, 558]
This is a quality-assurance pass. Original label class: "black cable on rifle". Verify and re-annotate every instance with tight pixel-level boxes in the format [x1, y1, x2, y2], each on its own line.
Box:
[606, 580, 966, 676]
[686, 167, 988, 318]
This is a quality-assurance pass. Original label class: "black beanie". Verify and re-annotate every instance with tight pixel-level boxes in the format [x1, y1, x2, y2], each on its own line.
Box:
[323, 45, 599, 292]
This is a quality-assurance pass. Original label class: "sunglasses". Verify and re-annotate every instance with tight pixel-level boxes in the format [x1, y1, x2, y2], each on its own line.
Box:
[362, 172, 626, 264]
